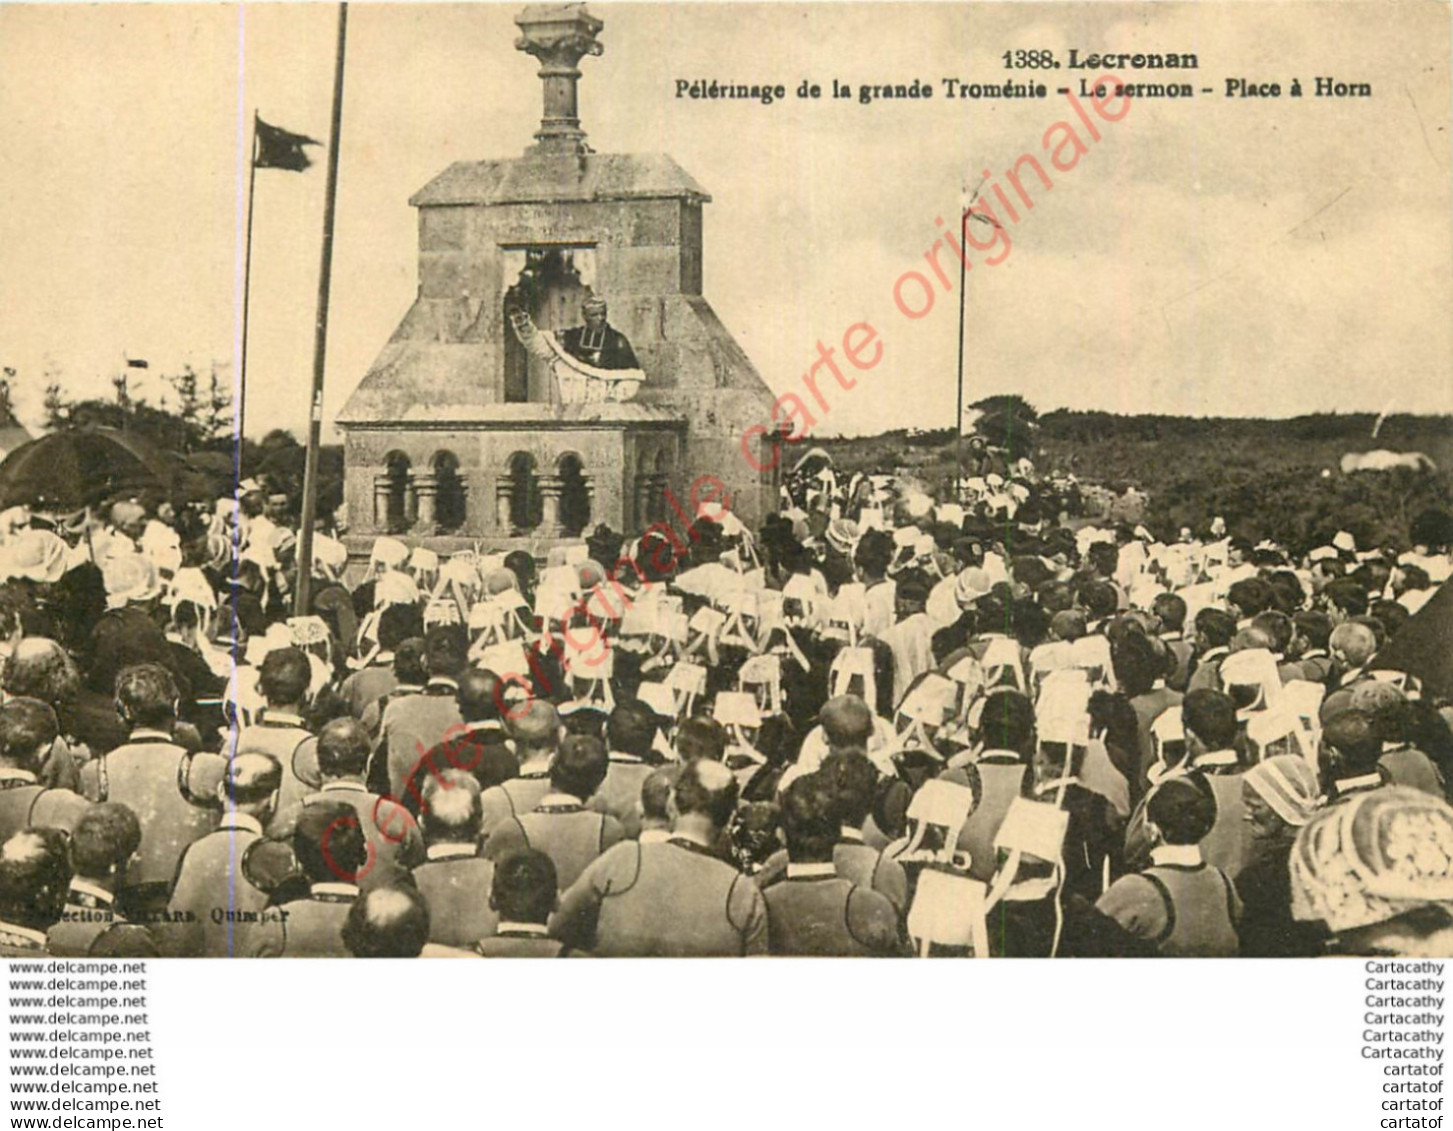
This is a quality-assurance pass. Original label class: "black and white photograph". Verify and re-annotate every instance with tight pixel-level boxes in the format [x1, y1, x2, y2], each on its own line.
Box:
[0, 0, 1450, 968]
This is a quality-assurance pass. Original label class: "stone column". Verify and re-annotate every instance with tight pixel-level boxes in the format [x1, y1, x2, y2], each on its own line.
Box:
[413, 473, 438, 531]
[633, 473, 652, 531]
[539, 474, 564, 537]
[495, 478, 515, 535]
[373, 474, 393, 530]
[514, 5, 604, 155]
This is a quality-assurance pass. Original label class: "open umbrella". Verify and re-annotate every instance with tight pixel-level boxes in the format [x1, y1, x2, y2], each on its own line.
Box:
[0, 428, 176, 511]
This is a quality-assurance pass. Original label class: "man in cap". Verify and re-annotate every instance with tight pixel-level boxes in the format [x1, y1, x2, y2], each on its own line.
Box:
[1235, 755, 1326, 957]
[404, 668, 518, 813]
[763, 774, 903, 956]
[485, 734, 624, 890]
[589, 699, 660, 838]
[1351, 681, 1444, 797]
[479, 699, 560, 837]
[0, 828, 71, 956]
[0, 698, 88, 844]
[234, 647, 319, 816]
[161, 752, 283, 957]
[46, 802, 157, 958]
[1096, 776, 1241, 956]
[558, 294, 640, 371]
[377, 624, 467, 799]
[268, 717, 423, 889]
[553, 758, 767, 956]
[409, 770, 499, 949]
[79, 664, 226, 917]
[250, 799, 364, 958]
[1125, 692, 1248, 877]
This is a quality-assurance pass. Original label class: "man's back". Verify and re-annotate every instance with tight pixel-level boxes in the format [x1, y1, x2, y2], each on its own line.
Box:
[556, 838, 767, 957]
[486, 801, 624, 891]
[0, 775, 89, 845]
[1097, 861, 1240, 957]
[161, 820, 274, 957]
[79, 739, 224, 894]
[236, 715, 317, 816]
[763, 872, 902, 956]
[590, 756, 653, 838]
[249, 888, 356, 957]
[47, 890, 158, 958]
[410, 849, 499, 948]
[480, 773, 552, 837]
[381, 689, 463, 798]
[270, 782, 424, 890]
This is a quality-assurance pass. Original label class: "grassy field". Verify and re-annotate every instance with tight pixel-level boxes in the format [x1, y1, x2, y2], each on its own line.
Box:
[814, 412, 1453, 549]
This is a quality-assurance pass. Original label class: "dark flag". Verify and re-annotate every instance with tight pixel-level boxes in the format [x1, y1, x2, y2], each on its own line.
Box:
[1371, 578, 1453, 700]
[255, 117, 321, 172]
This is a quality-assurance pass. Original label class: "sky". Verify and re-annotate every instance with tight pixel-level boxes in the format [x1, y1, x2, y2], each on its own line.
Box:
[0, 1, 1449, 440]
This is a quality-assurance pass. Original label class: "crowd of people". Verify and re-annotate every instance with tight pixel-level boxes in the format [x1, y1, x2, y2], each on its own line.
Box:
[0, 453, 1451, 959]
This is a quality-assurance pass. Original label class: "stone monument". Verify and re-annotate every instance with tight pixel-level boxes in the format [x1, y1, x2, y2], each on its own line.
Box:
[336, 4, 782, 553]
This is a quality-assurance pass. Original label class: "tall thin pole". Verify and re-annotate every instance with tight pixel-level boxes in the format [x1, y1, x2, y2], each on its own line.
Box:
[239, 112, 260, 445]
[954, 211, 968, 501]
[295, 3, 348, 616]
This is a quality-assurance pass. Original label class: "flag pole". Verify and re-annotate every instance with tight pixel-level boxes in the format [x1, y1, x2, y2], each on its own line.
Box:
[295, 2, 348, 616]
[239, 111, 259, 447]
[955, 206, 968, 502]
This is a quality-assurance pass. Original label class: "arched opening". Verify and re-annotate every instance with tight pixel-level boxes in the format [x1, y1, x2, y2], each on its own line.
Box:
[558, 451, 591, 538]
[502, 248, 588, 405]
[433, 451, 466, 533]
[384, 451, 413, 533]
[508, 451, 542, 534]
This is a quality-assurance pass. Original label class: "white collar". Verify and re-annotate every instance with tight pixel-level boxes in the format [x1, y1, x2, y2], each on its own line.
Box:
[426, 677, 460, 692]
[260, 710, 306, 728]
[518, 758, 553, 778]
[463, 720, 504, 733]
[839, 825, 864, 843]
[786, 862, 837, 879]
[1190, 749, 1240, 769]
[669, 827, 714, 849]
[320, 780, 367, 793]
[1033, 775, 1078, 798]
[220, 811, 264, 836]
[1150, 843, 1197, 866]
[0, 768, 38, 784]
[426, 843, 477, 861]
[609, 751, 645, 764]
[1150, 844, 1203, 867]
[1336, 772, 1384, 793]
[538, 792, 583, 809]
[1200, 646, 1229, 661]
[69, 878, 115, 905]
[310, 882, 359, 899]
[1339, 668, 1366, 687]
[129, 728, 175, 743]
[638, 828, 672, 844]
[497, 921, 551, 937]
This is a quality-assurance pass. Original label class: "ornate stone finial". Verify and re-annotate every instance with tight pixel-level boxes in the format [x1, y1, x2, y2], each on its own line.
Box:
[514, 4, 604, 155]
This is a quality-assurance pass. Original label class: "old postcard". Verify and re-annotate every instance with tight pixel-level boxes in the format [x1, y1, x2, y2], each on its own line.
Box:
[0, 1, 1448, 962]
